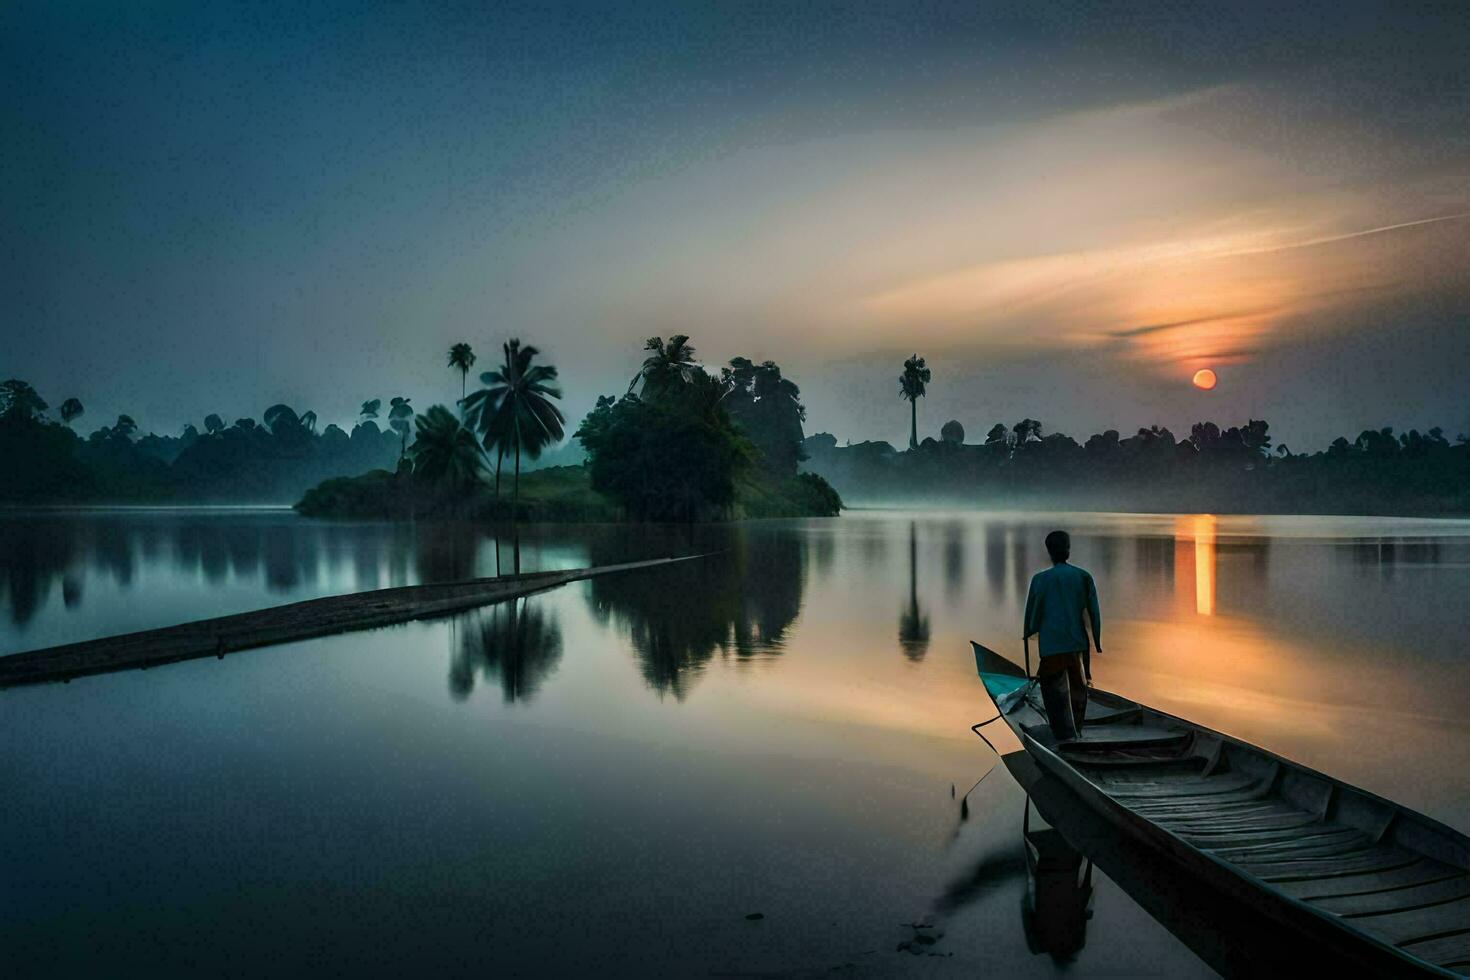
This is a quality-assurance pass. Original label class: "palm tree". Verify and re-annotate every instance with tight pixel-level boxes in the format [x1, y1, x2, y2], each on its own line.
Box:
[262, 403, 300, 434]
[449, 598, 563, 703]
[388, 397, 414, 459]
[59, 398, 84, 426]
[447, 343, 476, 407]
[629, 335, 700, 396]
[463, 339, 565, 521]
[899, 353, 931, 450]
[360, 399, 381, 420]
[409, 405, 485, 490]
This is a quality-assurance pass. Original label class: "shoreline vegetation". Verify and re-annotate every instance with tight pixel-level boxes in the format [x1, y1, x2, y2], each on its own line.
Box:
[0, 336, 845, 523]
[294, 465, 841, 522]
[796, 354, 1470, 517]
[801, 419, 1470, 517]
[7, 340, 1467, 520]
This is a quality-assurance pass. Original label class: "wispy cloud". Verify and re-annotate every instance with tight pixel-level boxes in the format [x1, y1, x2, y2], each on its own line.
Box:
[539, 82, 1470, 390]
[1217, 212, 1470, 259]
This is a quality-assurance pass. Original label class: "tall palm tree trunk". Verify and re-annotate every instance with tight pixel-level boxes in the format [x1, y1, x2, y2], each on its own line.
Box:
[909, 398, 918, 450]
[495, 447, 503, 499]
[513, 426, 521, 527]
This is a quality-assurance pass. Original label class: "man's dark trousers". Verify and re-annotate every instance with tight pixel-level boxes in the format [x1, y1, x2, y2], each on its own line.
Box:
[1036, 652, 1087, 740]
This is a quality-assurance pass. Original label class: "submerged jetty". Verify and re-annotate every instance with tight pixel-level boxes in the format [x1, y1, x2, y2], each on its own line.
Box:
[0, 556, 703, 689]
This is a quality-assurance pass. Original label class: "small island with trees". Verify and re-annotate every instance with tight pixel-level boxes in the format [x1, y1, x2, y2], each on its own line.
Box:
[287, 335, 842, 522]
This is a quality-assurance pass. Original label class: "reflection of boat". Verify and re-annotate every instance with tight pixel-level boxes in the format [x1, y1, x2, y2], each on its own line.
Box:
[973, 640, 1470, 977]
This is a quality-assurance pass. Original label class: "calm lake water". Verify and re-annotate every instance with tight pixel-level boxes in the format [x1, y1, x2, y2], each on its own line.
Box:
[4, 508, 1470, 976]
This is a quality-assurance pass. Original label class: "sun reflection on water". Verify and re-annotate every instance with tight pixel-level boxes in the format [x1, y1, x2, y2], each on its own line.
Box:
[1193, 514, 1216, 616]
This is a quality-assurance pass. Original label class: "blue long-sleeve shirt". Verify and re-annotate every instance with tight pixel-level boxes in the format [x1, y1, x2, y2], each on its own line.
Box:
[1023, 562, 1101, 657]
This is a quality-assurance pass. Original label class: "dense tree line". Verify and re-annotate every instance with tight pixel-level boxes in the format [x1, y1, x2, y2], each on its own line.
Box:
[0, 378, 401, 502]
[804, 418, 1470, 515]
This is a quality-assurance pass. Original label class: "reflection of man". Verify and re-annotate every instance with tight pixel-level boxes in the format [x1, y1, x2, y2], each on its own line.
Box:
[1023, 531, 1102, 740]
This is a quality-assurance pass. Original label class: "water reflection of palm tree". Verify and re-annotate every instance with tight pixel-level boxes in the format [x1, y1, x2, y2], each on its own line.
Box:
[898, 521, 930, 660]
[449, 597, 563, 703]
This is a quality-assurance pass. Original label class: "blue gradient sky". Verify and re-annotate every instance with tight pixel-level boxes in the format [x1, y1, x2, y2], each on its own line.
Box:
[5, 1, 1468, 449]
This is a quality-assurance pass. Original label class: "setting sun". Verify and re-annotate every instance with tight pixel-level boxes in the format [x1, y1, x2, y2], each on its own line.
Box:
[1192, 368, 1218, 390]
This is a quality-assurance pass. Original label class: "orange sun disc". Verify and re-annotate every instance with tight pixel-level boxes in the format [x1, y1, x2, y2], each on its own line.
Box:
[1192, 368, 1218, 390]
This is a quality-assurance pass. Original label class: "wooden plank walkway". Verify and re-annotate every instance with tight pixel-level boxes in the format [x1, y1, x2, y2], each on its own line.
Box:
[0, 555, 704, 689]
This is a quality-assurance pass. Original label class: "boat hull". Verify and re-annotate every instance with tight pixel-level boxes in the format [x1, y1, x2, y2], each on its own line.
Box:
[972, 640, 1469, 978]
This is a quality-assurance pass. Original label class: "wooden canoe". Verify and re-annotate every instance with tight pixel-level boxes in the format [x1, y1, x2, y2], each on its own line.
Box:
[972, 640, 1470, 978]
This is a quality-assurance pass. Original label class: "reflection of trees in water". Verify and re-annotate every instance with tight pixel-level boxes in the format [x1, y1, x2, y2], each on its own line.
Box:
[263, 523, 318, 591]
[414, 522, 480, 583]
[1215, 535, 1272, 613]
[174, 520, 231, 583]
[858, 524, 889, 569]
[1349, 535, 1451, 573]
[1135, 535, 1174, 586]
[0, 515, 460, 629]
[1346, 536, 1449, 575]
[585, 527, 806, 700]
[943, 520, 966, 602]
[898, 521, 931, 661]
[61, 574, 83, 608]
[0, 519, 78, 626]
[808, 525, 836, 583]
[1010, 529, 1030, 606]
[984, 521, 1006, 598]
[448, 598, 563, 703]
[1, 516, 810, 669]
[93, 520, 136, 586]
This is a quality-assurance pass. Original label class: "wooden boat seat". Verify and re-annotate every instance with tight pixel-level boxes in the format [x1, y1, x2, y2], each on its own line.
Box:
[1056, 726, 1190, 752]
[1079, 701, 1143, 726]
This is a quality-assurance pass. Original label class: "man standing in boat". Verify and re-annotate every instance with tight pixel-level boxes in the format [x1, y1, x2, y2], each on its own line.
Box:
[1023, 530, 1102, 741]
